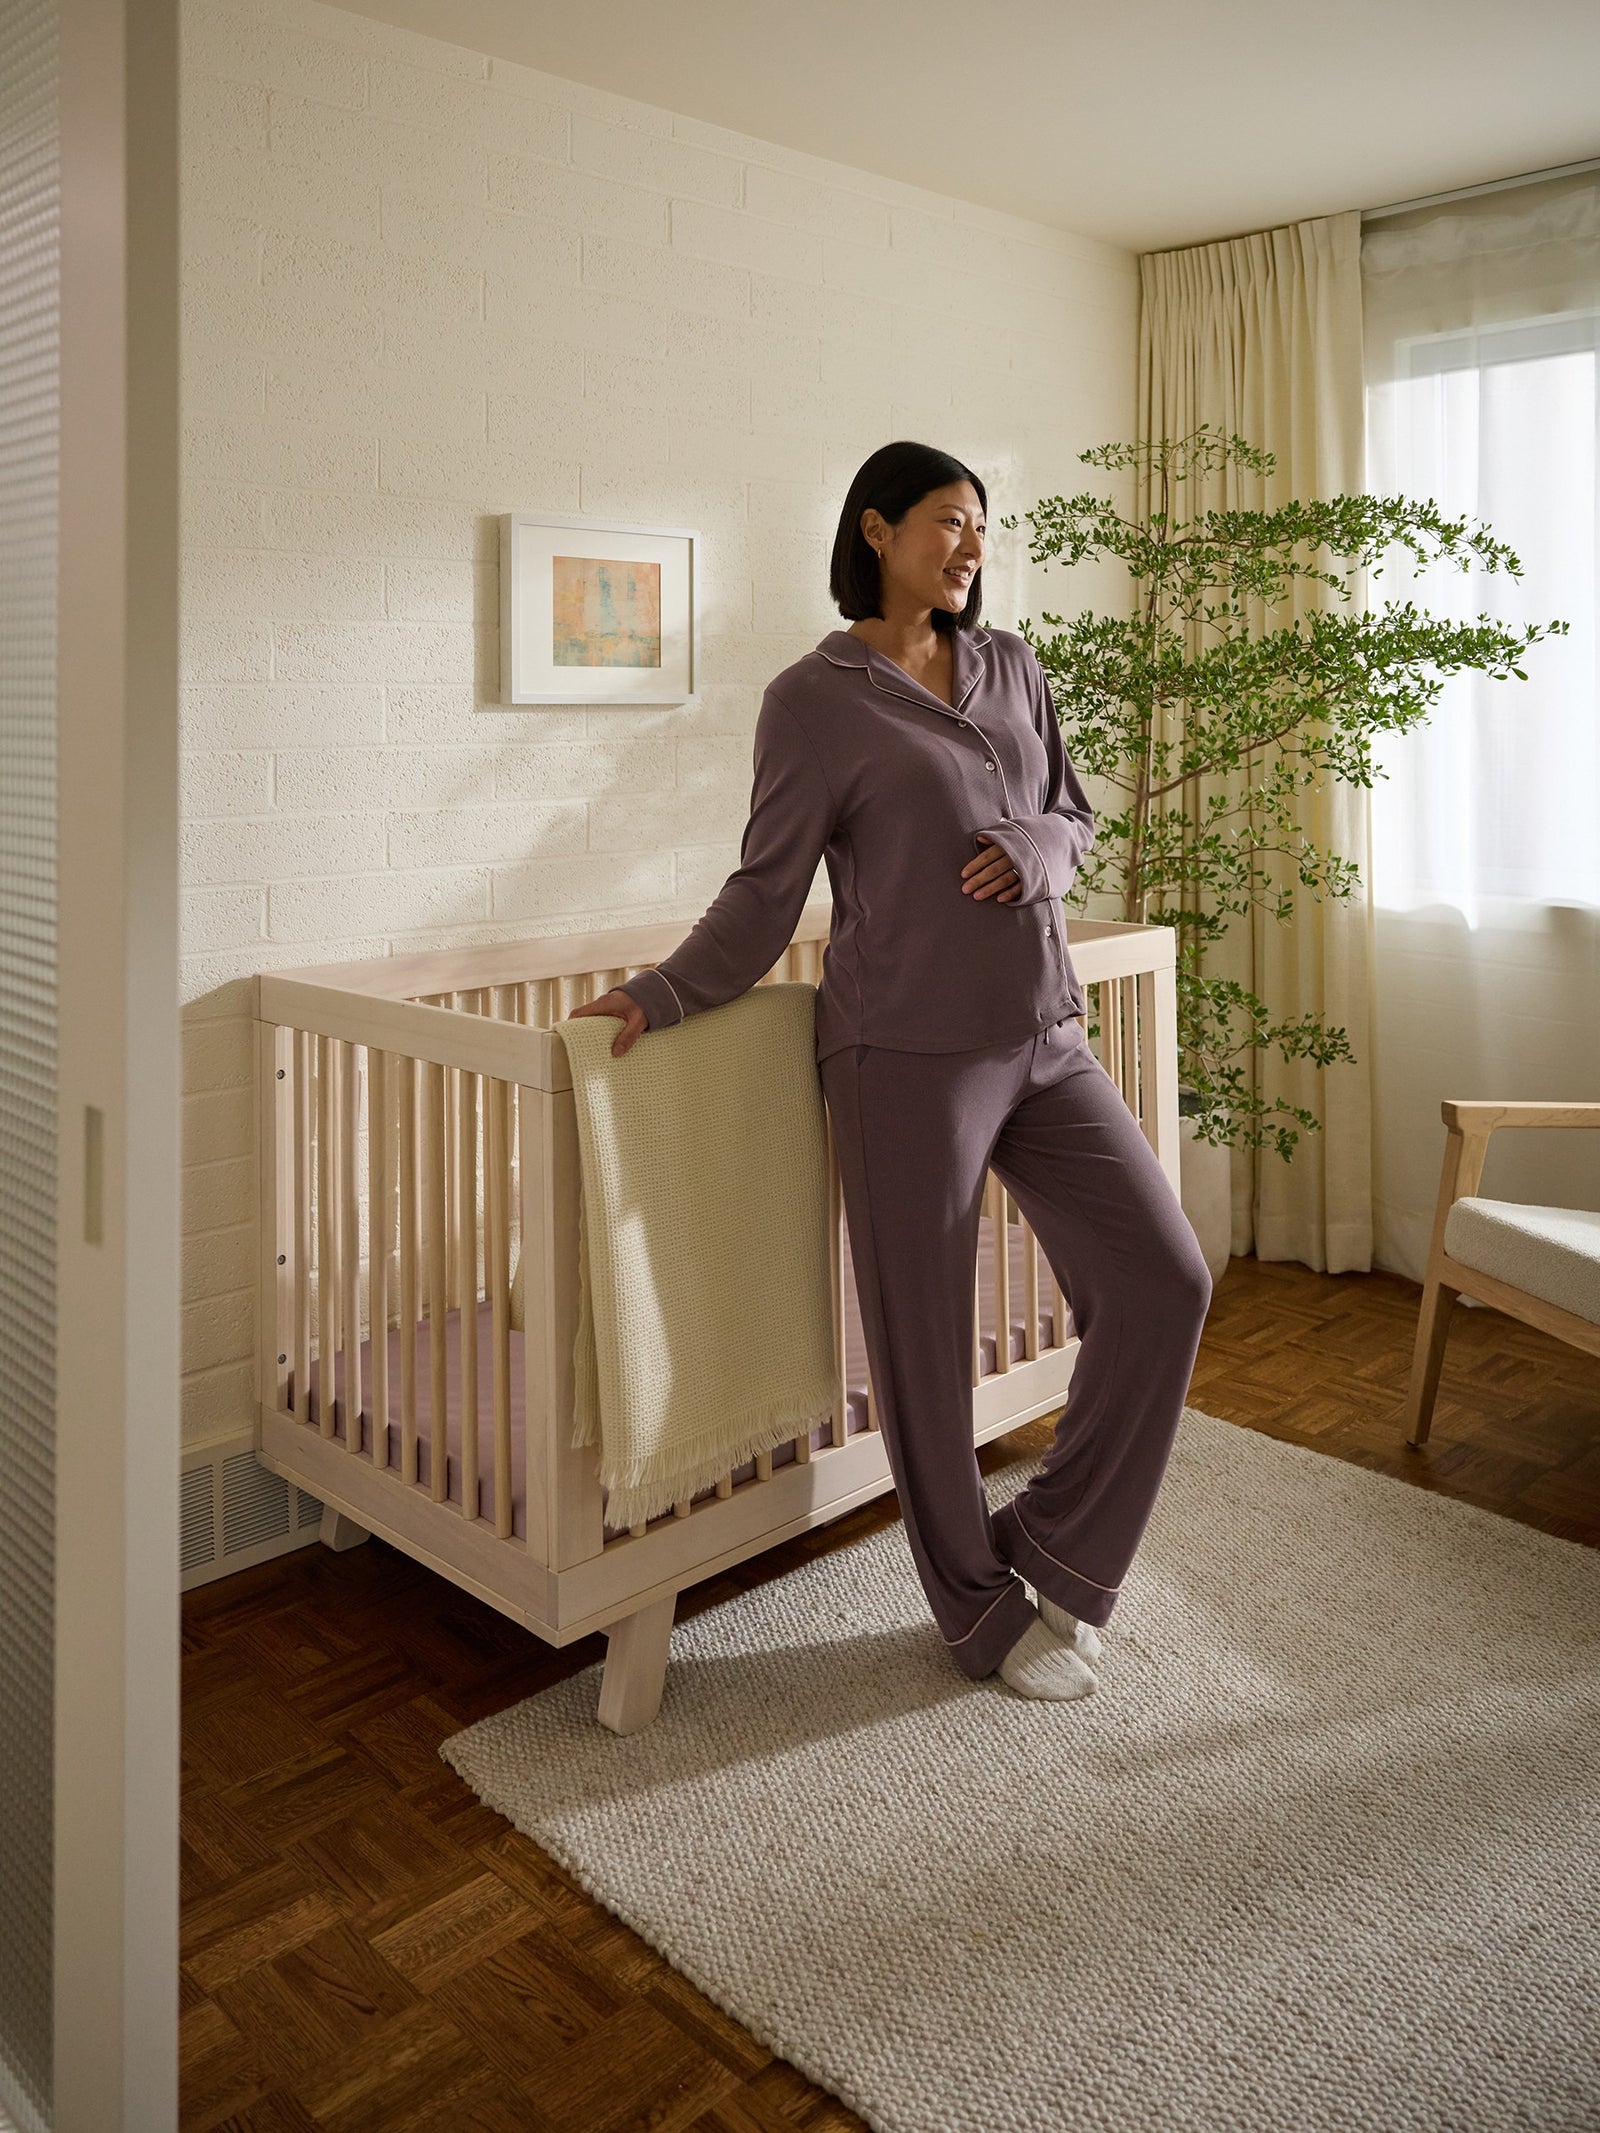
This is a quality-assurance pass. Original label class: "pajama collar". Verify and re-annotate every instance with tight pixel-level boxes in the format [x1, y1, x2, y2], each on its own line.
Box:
[815, 626, 993, 721]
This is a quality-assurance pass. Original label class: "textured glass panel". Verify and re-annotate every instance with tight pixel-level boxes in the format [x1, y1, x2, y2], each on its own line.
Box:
[0, 0, 57, 2125]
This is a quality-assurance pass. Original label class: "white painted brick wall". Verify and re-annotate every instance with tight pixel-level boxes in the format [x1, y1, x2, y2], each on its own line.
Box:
[178, 0, 1140, 1448]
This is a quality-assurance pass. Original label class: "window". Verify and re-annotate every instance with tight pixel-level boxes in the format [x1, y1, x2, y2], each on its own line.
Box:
[1360, 171, 1600, 920]
[1364, 309, 1598, 915]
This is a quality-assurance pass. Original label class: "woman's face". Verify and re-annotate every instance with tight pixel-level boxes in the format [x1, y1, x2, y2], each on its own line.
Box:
[863, 480, 986, 617]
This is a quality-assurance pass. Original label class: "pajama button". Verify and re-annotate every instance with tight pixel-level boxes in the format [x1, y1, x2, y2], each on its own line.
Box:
[985, 760, 996, 771]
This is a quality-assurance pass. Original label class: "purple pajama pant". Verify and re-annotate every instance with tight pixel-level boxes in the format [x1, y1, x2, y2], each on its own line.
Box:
[817, 1013, 1213, 1681]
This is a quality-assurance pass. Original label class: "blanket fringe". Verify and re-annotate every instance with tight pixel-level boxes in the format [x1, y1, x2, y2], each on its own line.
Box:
[597, 1377, 845, 1531]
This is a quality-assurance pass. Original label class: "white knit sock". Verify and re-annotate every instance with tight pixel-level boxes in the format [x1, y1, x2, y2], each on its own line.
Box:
[996, 1609, 1097, 1702]
[1034, 1591, 1102, 1667]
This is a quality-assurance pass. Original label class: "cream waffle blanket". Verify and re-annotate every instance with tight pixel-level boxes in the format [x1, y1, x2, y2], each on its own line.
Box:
[553, 981, 842, 1532]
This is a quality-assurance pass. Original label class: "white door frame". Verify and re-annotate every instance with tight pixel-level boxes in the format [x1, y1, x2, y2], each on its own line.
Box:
[52, 0, 180, 2123]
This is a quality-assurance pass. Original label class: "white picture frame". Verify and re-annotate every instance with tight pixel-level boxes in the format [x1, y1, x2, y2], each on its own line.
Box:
[498, 511, 699, 706]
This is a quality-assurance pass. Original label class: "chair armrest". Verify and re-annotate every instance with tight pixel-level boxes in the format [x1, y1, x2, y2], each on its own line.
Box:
[1441, 1101, 1600, 1133]
[1427, 1101, 1600, 1273]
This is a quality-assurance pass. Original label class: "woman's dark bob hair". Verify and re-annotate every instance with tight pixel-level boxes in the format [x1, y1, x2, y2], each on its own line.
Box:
[829, 440, 987, 634]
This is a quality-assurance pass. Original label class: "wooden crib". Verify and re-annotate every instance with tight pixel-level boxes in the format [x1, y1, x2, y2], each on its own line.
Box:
[254, 907, 1179, 1733]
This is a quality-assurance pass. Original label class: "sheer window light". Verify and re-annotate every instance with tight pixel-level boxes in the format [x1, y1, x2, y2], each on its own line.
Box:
[1361, 172, 1599, 923]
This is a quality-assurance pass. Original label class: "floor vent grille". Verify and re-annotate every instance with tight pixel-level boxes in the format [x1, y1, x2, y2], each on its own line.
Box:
[181, 1436, 323, 1591]
[180, 1464, 215, 1577]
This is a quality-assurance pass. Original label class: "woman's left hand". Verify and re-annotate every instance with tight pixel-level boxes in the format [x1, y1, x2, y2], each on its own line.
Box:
[961, 836, 1022, 903]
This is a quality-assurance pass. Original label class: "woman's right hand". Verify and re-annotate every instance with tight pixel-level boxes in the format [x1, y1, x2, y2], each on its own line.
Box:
[568, 988, 650, 1060]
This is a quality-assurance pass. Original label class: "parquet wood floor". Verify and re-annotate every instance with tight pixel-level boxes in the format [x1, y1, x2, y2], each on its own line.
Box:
[181, 1255, 1598, 2130]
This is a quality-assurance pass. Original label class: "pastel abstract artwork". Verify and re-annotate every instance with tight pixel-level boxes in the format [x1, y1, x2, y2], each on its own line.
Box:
[552, 554, 662, 668]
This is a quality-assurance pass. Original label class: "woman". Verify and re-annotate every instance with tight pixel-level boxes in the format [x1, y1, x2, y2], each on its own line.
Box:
[571, 440, 1213, 1702]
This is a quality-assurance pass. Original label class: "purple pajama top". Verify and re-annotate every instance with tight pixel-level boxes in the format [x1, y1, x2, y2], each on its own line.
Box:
[616, 623, 1097, 1062]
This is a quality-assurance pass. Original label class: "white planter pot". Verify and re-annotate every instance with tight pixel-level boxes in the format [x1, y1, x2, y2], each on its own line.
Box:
[1178, 1111, 1232, 1288]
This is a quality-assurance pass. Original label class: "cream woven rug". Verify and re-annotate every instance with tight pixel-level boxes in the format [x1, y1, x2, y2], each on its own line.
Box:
[441, 1405, 1600, 2133]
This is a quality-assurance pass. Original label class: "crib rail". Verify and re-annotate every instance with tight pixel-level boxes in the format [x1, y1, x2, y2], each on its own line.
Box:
[256, 910, 1177, 1635]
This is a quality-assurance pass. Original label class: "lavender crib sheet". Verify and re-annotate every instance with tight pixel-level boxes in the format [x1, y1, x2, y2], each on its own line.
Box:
[300, 1212, 1069, 1539]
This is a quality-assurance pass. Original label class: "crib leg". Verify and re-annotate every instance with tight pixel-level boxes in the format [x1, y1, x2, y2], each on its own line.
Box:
[319, 1507, 370, 1553]
[597, 1593, 676, 1736]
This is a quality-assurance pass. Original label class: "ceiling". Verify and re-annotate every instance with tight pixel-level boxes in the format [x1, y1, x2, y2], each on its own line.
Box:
[335, 0, 1600, 253]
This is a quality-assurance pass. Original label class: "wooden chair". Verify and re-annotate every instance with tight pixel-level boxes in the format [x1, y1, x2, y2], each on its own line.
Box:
[1403, 1101, 1600, 1447]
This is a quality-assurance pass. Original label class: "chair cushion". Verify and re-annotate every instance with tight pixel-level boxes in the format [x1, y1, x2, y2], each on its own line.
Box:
[1443, 1196, 1600, 1326]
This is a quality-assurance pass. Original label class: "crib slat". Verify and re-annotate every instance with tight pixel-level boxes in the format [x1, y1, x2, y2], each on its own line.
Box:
[715, 1473, 732, 1499]
[458, 1066, 480, 1522]
[1125, 979, 1138, 1109]
[293, 1028, 312, 1421]
[398, 1054, 420, 1484]
[331, 1042, 346, 1409]
[506, 1039, 522, 1283]
[1105, 975, 1125, 1089]
[826, 1111, 847, 1449]
[989, 1172, 1011, 1375]
[443, 995, 459, 1304]
[972, 1247, 982, 1386]
[754, 1450, 772, 1482]
[367, 1050, 390, 1467]
[1136, 968, 1160, 1141]
[426, 1060, 449, 1504]
[341, 1040, 363, 1449]
[259, 1023, 294, 1417]
[316, 1035, 338, 1438]
[1022, 1208, 1041, 1362]
[486, 1076, 513, 1542]
[1127, 975, 1143, 1123]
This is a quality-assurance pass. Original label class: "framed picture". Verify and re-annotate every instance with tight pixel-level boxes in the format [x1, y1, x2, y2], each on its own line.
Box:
[499, 512, 699, 706]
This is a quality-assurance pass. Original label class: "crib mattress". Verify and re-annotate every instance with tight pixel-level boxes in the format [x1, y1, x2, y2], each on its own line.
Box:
[299, 1211, 1071, 1538]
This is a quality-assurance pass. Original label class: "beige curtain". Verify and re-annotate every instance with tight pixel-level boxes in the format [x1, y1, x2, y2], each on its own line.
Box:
[1137, 209, 1373, 1274]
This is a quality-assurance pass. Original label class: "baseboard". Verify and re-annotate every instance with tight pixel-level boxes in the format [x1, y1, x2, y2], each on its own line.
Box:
[181, 1432, 325, 1591]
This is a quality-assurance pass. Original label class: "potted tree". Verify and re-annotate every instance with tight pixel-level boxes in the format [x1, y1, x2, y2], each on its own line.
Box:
[1001, 424, 1567, 1283]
